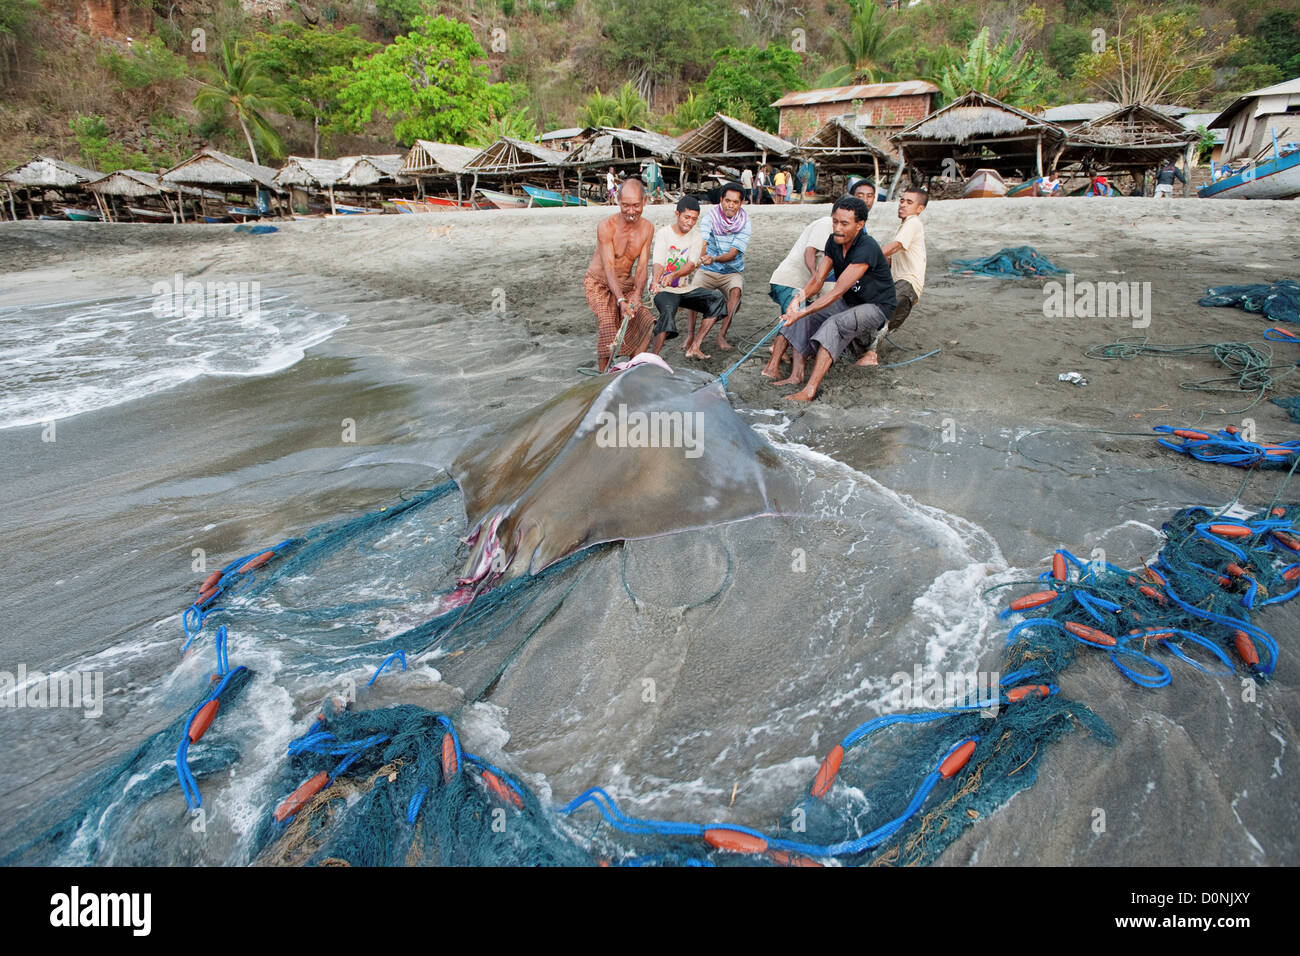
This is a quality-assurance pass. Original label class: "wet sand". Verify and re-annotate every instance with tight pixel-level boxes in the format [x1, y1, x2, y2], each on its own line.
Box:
[1, 198, 1297, 865]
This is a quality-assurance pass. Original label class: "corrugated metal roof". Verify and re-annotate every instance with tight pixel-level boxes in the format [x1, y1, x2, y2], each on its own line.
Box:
[1040, 102, 1191, 122]
[539, 128, 584, 140]
[772, 81, 939, 108]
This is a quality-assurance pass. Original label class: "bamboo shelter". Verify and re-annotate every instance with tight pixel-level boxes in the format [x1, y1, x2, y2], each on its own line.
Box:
[272, 156, 348, 214]
[84, 169, 219, 223]
[797, 117, 900, 195]
[1055, 104, 1199, 197]
[399, 141, 483, 203]
[675, 114, 796, 189]
[890, 91, 1066, 197]
[461, 137, 571, 200]
[161, 149, 282, 220]
[566, 126, 684, 200]
[0, 155, 103, 220]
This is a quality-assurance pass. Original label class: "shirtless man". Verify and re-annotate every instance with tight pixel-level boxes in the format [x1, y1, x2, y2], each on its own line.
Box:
[584, 179, 657, 372]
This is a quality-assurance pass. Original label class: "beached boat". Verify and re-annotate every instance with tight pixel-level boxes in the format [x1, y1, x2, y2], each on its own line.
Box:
[126, 206, 173, 222]
[476, 187, 528, 210]
[60, 206, 102, 221]
[1006, 180, 1038, 198]
[203, 214, 233, 223]
[391, 197, 474, 213]
[227, 205, 261, 219]
[962, 168, 1007, 199]
[520, 184, 588, 207]
[1199, 143, 1300, 200]
[331, 203, 377, 215]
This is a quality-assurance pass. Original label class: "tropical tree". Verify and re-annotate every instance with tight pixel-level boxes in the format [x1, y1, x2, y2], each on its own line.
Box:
[467, 103, 539, 146]
[336, 16, 514, 145]
[593, 0, 731, 105]
[611, 81, 651, 128]
[819, 0, 904, 86]
[254, 24, 380, 158]
[936, 27, 1054, 108]
[579, 88, 618, 128]
[703, 44, 803, 132]
[669, 91, 711, 135]
[1073, 2, 1242, 106]
[193, 38, 288, 165]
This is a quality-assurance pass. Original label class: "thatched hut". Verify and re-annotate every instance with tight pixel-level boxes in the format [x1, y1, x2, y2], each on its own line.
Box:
[273, 156, 348, 213]
[890, 91, 1066, 196]
[675, 114, 796, 187]
[460, 137, 572, 199]
[0, 155, 103, 220]
[567, 126, 683, 199]
[399, 141, 482, 203]
[1055, 104, 1199, 196]
[85, 169, 211, 222]
[797, 117, 900, 196]
[161, 149, 282, 219]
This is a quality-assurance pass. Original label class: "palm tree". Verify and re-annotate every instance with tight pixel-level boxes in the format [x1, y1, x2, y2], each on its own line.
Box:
[819, 0, 902, 86]
[193, 39, 287, 165]
[611, 81, 650, 128]
[579, 88, 618, 128]
[670, 91, 711, 135]
[467, 105, 539, 147]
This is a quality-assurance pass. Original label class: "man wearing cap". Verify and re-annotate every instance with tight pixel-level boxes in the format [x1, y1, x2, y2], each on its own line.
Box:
[648, 196, 729, 356]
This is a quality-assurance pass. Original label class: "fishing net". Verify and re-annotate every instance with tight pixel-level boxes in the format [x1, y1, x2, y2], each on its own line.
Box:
[1199, 279, 1300, 324]
[949, 246, 1067, 278]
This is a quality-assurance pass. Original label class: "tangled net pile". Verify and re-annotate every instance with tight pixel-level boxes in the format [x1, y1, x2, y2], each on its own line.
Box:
[1199, 279, 1300, 324]
[7, 484, 1296, 867]
[949, 246, 1067, 278]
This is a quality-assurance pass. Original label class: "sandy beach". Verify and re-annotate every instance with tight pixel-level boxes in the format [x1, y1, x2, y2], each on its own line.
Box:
[1, 197, 1297, 866]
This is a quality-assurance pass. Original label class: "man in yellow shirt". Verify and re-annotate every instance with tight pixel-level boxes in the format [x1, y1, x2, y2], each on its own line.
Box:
[858, 188, 927, 367]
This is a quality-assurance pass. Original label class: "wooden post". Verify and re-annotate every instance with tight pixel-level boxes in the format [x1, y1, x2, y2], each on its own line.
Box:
[887, 146, 906, 199]
[1183, 143, 1194, 198]
[1036, 133, 1043, 177]
[455, 175, 462, 205]
[328, 184, 336, 215]
[872, 153, 880, 188]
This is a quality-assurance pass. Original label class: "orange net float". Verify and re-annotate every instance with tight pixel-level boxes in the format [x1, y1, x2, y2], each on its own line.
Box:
[767, 849, 824, 867]
[237, 550, 276, 573]
[1051, 553, 1067, 581]
[274, 770, 329, 823]
[188, 699, 220, 743]
[200, 570, 222, 592]
[704, 828, 768, 854]
[481, 770, 524, 809]
[1208, 524, 1253, 539]
[1064, 621, 1117, 647]
[1284, 566, 1299, 582]
[1010, 590, 1059, 611]
[939, 739, 977, 779]
[1272, 531, 1300, 552]
[441, 733, 459, 782]
[1005, 684, 1051, 703]
[810, 744, 844, 798]
[1233, 631, 1260, 668]
[1172, 429, 1209, 440]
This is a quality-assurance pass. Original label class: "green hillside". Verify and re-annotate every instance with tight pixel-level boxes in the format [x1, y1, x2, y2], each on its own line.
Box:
[1, 0, 1297, 170]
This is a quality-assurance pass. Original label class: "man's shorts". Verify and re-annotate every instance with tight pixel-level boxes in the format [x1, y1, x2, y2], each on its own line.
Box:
[1154, 184, 1174, 198]
[695, 268, 744, 296]
[782, 297, 888, 360]
[653, 288, 728, 339]
[768, 283, 799, 314]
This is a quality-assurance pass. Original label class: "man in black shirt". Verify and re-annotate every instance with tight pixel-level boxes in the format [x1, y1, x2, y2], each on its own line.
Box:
[761, 195, 895, 401]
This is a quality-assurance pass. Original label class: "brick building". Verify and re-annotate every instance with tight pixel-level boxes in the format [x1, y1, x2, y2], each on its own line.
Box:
[771, 82, 940, 143]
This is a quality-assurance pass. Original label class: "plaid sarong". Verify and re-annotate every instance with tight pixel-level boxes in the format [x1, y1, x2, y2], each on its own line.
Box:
[585, 271, 655, 364]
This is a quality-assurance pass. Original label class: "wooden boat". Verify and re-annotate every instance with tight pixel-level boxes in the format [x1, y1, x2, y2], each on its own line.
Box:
[1006, 179, 1038, 198]
[476, 187, 528, 210]
[60, 206, 102, 221]
[1199, 143, 1300, 200]
[227, 205, 261, 219]
[203, 214, 233, 223]
[962, 168, 1007, 199]
[391, 197, 472, 213]
[126, 206, 173, 222]
[520, 184, 588, 207]
[331, 203, 378, 215]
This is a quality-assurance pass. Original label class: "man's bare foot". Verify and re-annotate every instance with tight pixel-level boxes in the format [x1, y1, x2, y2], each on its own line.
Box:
[715, 337, 734, 351]
[855, 351, 880, 367]
[785, 388, 815, 402]
[685, 345, 711, 359]
[770, 374, 802, 387]
[760, 362, 780, 378]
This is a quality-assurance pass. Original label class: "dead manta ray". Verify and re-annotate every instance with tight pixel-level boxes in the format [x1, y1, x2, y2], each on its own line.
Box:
[449, 361, 796, 587]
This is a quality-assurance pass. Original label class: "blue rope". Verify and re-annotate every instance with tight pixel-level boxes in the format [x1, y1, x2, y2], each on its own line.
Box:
[368, 650, 407, 686]
[716, 318, 785, 389]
